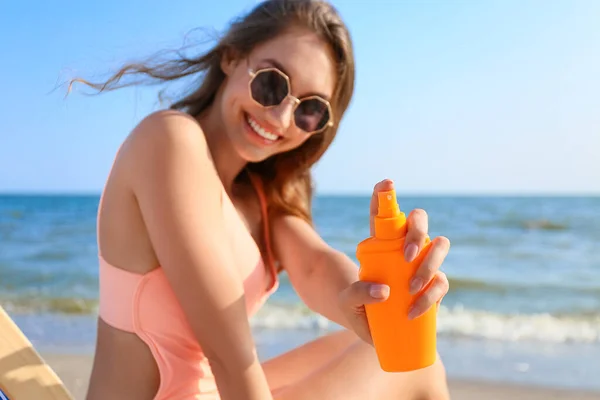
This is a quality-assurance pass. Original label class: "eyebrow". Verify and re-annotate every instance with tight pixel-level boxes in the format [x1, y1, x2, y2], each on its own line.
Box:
[260, 58, 332, 101]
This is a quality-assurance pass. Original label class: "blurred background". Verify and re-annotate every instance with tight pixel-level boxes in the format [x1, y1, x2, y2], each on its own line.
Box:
[1, 0, 599, 397]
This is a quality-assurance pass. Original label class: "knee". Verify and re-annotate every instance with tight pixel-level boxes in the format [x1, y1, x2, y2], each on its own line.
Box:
[415, 392, 449, 400]
[414, 358, 450, 400]
[414, 383, 450, 400]
[415, 386, 450, 400]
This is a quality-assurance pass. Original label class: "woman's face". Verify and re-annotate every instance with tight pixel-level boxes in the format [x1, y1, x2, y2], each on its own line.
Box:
[220, 26, 336, 163]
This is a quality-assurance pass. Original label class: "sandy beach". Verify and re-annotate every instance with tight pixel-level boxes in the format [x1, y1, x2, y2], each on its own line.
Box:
[42, 352, 600, 400]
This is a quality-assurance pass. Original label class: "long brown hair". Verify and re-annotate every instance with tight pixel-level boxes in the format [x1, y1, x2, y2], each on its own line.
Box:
[69, 0, 355, 224]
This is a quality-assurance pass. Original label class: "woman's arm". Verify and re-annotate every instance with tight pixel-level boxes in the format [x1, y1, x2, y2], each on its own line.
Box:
[271, 214, 358, 330]
[271, 180, 450, 340]
[123, 110, 272, 400]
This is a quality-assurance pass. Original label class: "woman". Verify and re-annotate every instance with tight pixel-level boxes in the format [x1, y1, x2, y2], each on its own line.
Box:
[78, 0, 451, 399]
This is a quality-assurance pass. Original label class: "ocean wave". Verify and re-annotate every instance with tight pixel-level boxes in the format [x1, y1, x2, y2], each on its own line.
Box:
[3, 297, 600, 344]
[250, 303, 600, 344]
[479, 217, 570, 231]
[25, 250, 73, 262]
[448, 277, 600, 294]
[437, 304, 600, 343]
[520, 219, 569, 231]
[4, 275, 598, 308]
[1, 296, 97, 314]
[448, 277, 507, 292]
[2, 210, 24, 219]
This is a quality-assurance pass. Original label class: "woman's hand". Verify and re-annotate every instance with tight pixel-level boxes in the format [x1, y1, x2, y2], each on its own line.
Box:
[338, 179, 450, 345]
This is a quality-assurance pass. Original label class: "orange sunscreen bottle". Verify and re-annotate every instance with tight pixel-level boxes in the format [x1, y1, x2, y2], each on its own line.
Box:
[356, 189, 437, 372]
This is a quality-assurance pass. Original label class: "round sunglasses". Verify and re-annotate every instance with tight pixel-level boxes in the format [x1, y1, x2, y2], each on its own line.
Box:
[247, 66, 334, 135]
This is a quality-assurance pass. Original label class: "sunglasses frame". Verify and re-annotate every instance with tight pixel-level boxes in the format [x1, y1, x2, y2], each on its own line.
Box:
[247, 67, 334, 135]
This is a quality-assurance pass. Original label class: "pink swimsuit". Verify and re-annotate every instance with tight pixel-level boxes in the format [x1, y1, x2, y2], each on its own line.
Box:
[98, 173, 279, 399]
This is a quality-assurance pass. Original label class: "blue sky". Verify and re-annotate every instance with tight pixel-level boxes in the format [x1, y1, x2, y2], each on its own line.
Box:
[1, 0, 598, 195]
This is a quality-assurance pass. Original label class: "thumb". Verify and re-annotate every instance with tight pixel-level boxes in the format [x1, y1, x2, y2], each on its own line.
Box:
[339, 280, 390, 308]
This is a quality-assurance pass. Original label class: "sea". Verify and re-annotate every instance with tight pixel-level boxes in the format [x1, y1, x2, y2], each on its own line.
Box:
[1, 194, 599, 391]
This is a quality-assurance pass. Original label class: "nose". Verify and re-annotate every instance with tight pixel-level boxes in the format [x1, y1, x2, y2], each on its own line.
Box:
[265, 97, 297, 134]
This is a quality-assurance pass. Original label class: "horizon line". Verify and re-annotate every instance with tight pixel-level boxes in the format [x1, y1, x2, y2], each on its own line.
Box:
[1, 190, 599, 198]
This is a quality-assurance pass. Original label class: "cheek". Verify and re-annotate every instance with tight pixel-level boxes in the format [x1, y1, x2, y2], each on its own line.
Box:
[221, 77, 253, 119]
[281, 132, 311, 152]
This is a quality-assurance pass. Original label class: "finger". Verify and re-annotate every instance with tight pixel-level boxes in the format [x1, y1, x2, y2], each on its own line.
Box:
[339, 280, 390, 309]
[404, 208, 429, 263]
[339, 281, 391, 346]
[408, 271, 449, 320]
[409, 236, 451, 295]
[369, 179, 395, 236]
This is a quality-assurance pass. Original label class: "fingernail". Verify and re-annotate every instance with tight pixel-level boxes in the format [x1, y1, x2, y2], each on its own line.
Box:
[370, 284, 390, 299]
[404, 243, 418, 262]
[408, 306, 420, 320]
[409, 277, 423, 295]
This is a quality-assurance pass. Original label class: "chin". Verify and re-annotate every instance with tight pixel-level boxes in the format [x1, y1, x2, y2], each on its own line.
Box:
[237, 149, 270, 164]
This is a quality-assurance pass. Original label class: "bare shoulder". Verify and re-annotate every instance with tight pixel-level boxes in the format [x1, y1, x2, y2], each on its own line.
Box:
[133, 109, 204, 137]
[117, 109, 217, 186]
[125, 109, 209, 160]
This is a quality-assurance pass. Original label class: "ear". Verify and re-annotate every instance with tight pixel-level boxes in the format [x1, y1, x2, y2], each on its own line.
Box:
[220, 47, 240, 76]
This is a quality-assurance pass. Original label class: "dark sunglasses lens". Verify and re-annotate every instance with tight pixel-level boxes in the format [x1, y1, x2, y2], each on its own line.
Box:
[250, 70, 289, 107]
[295, 99, 330, 133]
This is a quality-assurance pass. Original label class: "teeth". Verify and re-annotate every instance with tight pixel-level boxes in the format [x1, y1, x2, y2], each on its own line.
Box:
[247, 116, 279, 141]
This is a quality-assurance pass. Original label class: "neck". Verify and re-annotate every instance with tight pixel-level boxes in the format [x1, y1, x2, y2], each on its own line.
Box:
[196, 98, 247, 195]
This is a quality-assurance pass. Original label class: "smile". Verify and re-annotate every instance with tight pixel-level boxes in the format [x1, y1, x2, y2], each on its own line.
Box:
[246, 114, 281, 142]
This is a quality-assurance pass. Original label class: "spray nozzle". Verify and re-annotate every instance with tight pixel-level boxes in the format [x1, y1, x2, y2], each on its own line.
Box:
[374, 189, 406, 239]
[377, 190, 401, 218]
